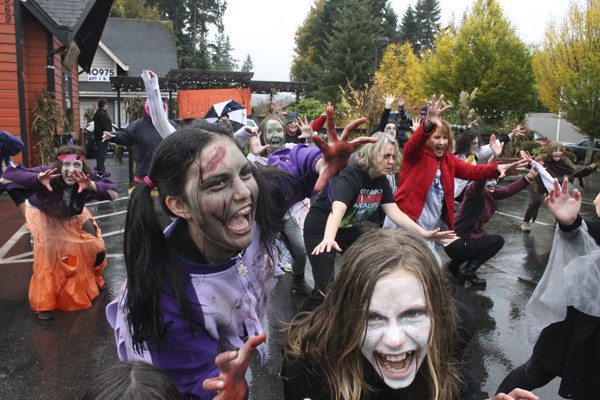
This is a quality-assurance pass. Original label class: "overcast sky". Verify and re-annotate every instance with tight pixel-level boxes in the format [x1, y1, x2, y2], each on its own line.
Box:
[222, 0, 571, 81]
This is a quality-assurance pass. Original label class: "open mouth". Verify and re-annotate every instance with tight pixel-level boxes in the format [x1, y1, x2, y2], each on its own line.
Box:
[270, 138, 281, 147]
[374, 350, 416, 376]
[225, 205, 253, 234]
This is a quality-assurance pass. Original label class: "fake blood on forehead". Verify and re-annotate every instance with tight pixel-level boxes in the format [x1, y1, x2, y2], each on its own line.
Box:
[198, 145, 227, 183]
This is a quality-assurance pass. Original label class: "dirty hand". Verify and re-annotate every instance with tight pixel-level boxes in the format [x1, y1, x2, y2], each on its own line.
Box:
[37, 168, 60, 192]
[202, 334, 267, 400]
[312, 105, 376, 192]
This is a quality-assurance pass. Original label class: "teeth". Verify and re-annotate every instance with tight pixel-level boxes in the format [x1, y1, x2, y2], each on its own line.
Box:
[380, 352, 410, 362]
[234, 206, 252, 217]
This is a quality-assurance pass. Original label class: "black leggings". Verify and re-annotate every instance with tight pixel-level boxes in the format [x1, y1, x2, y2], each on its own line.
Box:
[444, 234, 505, 265]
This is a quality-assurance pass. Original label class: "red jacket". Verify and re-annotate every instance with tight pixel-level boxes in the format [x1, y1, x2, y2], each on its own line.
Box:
[394, 123, 500, 229]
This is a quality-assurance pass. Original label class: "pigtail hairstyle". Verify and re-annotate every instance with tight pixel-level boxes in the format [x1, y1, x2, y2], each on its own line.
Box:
[125, 121, 288, 354]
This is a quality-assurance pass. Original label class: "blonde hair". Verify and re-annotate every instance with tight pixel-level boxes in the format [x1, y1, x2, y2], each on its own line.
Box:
[356, 132, 401, 177]
[283, 230, 461, 400]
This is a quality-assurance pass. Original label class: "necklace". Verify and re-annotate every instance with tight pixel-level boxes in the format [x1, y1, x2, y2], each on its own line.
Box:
[236, 252, 248, 276]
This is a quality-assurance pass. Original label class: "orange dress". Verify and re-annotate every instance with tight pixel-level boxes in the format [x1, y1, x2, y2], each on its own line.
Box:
[26, 205, 106, 312]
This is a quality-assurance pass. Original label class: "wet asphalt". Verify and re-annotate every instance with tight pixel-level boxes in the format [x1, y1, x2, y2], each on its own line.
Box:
[0, 155, 598, 399]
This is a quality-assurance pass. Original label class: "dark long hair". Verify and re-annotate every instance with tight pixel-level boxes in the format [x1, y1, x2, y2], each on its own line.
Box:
[453, 130, 480, 157]
[124, 121, 287, 354]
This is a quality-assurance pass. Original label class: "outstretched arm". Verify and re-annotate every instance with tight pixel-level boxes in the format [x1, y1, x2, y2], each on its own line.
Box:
[311, 201, 346, 255]
[381, 203, 456, 241]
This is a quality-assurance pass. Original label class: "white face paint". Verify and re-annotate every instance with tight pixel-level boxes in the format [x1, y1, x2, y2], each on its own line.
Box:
[361, 268, 430, 389]
[61, 160, 84, 186]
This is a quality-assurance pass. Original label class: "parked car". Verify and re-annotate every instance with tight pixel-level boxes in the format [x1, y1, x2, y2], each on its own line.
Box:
[564, 138, 600, 163]
[531, 131, 551, 146]
[246, 118, 259, 130]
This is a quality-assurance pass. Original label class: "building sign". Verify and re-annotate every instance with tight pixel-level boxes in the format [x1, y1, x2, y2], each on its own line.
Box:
[86, 68, 115, 81]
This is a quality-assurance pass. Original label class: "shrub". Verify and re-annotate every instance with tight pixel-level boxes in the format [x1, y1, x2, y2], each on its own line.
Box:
[564, 150, 576, 163]
[520, 140, 542, 155]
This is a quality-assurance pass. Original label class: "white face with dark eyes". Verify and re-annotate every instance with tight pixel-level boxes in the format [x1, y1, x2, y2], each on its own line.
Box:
[361, 268, 430, 389]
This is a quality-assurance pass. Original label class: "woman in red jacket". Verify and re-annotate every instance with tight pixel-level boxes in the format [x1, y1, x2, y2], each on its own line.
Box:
[389, 95, 525, 235]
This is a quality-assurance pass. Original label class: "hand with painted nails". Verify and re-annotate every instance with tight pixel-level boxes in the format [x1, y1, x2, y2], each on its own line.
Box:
[202, 334, 267, 400]
[37, 168, 60, 192]
[490, 388, 539, 400]
[312, 105, 376, 192]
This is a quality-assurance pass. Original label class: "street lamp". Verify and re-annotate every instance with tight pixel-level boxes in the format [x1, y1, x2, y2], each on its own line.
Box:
[373, 35, 389, 69]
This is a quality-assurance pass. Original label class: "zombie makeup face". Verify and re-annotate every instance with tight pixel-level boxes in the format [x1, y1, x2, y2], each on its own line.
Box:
[184, 138, 259, 262]
[426, 131, 449, 158]
[470, 138, 480, 155]
[373, 144, 397, 177]
[61, 159, 84, 186]
[485, 179, 497, 193]
[264, 119, 286, 152]
[384, 123, 396, 135]
[361, 268, 430, 389]
[551, 147, 564, 162]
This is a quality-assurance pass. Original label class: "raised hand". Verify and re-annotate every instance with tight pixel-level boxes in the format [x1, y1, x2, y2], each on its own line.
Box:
[425, 94, 453, 127]
[411, 117, 421, 132]
[545, 177, 581, 226]
[272, 100, 285, 114]
[298, 115, 313, 139]
[468, 118, 479, 129]
[510, 124, 527, 140]
[489, 134, 504, 158]
[37, 168, 60, 192]
[398, 94, 406, 108]
[249, 136, 269, 156]
[202, 334, 267, 400]
[383, 94, 396, 109]
[311, 105, 376, 192]
[70, 170, 96, 193]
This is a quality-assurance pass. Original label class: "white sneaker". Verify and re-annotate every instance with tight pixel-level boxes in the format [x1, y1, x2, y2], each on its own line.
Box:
[280, 262, 293, 273]
[520, 222, 531, 232]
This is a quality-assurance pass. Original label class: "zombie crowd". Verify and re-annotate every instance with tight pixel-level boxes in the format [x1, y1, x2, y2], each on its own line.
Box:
[1, 72, 598, 400]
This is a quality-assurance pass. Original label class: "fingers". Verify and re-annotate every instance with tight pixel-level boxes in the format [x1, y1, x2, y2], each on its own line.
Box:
[202, 377, 225, 392]
[349, 136, 378, 146]
[214, 350, 239, 373]
[339, 117, 367, 141]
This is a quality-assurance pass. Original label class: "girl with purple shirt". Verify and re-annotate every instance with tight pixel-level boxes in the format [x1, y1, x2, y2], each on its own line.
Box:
[107, 116, 373, 400]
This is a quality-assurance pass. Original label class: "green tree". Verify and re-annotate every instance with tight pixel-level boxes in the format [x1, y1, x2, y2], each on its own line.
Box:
[399, 6, 418, 52]
[110, 0, 163, 19]
[316, 0, 381, 103]
[422, 0, 535, 124]
[291, 0, 399, 101]
[414, 0, 441, 54]
[374, 42, 425, 108]
[240, 54, 254, 72]
[210, 33, 237, 71]
[147, 0, 227, 68]
[534, 0, 600, 163]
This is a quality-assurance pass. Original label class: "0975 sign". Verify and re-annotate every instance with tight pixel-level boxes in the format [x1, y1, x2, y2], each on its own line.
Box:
[87, 68, 115, 81]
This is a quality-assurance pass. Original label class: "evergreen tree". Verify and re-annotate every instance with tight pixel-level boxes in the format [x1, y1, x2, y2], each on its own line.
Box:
[399, 6, 418, 51]
[211, 33, 237, 71]
[316, 0, 381, 103]
[414, 0, 441, 55]
[240, 54, 254, 72]
[292, 0, 399, 102]
[146, 0, 227, 69]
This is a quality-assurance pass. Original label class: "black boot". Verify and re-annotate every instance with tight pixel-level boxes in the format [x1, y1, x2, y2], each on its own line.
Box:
[291, 274, 313, 296]
[458, 261, 486, 289]
[444, 259, 462, 279]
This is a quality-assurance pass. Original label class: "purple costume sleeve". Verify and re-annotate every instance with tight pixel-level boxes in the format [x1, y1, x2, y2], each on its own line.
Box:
[267, 145, 322, 206]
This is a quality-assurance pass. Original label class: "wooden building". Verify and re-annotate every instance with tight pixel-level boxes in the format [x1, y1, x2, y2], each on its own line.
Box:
[0, 0, 112, 166]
